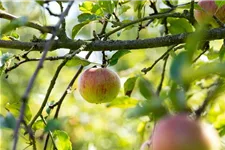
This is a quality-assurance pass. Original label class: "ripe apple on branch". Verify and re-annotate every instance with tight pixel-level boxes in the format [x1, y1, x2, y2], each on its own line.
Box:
[78, 67, 121, 104]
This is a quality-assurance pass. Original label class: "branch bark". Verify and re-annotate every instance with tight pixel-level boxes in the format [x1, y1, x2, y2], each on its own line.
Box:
[1, 27, 225, 52]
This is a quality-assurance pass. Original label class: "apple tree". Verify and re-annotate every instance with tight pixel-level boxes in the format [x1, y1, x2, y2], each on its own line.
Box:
[0, 0, 225, 150]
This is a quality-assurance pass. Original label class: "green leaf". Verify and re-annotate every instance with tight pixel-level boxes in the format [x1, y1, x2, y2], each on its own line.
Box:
[0, 52, 13, 67]
[10, 32, 20, 40]
[0, 115, 6, 128]
[66, 56, 91, 67]
[182, 63, 225, 83]
[72, 22, 89, 39]
[46, 101, 54, 115]
[218, 125, 225, 136]
[5, 102, 32, 123]
[98, 0, 116, 14]
[32, 120, 45, 131]
[35, 0, 45, 6]
[106, 96, 138, 108]
[79, 1, 103, 16]
[78, 13, 100, 23]
[44, 119, 61, 133]
[137, 121, 146, 134]
[185, 25, 207, 59]
[53, 130, 72, 150]
[170, 52, 189, 85]
[206, 49, 219, 60]
[0, 113, 16, 129]
[124, 76, 138, 97]
[1, 16, 28, 34]
[215, 1, 225, 8]
[118, 0, 129, 5]
[138, 77, 155, 100]
[0, 51, 3, 74]
[134, 0, 146, 18]
[168, 18, 193, 34]
[219, 44, 225, 62]
[118, 5, 130, 15]
[169, 83, 187, 111]
[126, 98, 167, 119]
[0, 1, 5, 10]
[109, 50, 131, 66]
[4, 113, 16, 129]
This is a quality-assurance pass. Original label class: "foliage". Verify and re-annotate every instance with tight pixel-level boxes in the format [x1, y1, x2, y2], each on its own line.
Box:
[0, 0, 225, 150]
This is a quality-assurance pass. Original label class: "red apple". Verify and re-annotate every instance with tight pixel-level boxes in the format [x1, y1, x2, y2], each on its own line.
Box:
[151, 114, 221, 150]
[194, 0, 225, 25]
[78, 67, 121, 103]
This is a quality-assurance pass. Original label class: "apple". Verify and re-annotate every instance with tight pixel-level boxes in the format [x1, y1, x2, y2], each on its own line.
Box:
[78, 67, 121, 103]
[194, 0, 225, 26]
[151, 114, 221, 150]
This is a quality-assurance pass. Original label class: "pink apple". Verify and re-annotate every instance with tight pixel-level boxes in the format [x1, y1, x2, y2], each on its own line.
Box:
[194, 0, 225, 25]
[151, 114, 221, 150]
[78, 67, 121, 103]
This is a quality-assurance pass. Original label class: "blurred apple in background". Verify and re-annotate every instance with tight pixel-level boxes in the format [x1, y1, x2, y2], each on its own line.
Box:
[194, 0, 225, 26]
[150, 114, 221, 150]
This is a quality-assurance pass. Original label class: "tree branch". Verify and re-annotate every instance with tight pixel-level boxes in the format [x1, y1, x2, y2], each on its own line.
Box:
[1, 27, 225, 52]
[195, 79, 224, 118]
[0, 10, 52, 33]
[102, 12, 187, 40]
[5, 55, 67, 73]
[156, 55, 169, 95]
[40, 115, 57, 150]
[141, 45, 183, 74]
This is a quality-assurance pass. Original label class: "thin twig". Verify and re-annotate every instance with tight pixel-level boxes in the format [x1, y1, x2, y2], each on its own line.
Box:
[99, 14, 111, 67]
[212, 15, 224, 27]
[195, 79, 224, 118]
[189, 0, 195, 25]
[156, 55, 169, 95]
[99, 14, 112, 37]
[192, 48, 208, 63]
[54, 51, 92, 119]
[164, 0, 174, 8]
[103, 12, 187, 40]
[40, 115, 57, 150]
[45, 6, 60, 17]
[44, 134, 51, 150]
[5, 55, 67, 73]
[22, 121, 36, 150]
[149, 0, 158, 14]
[141, 45, 177, 74]
[12, 1, 74, 150]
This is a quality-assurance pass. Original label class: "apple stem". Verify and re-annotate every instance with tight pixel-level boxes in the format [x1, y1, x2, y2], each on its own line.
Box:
[101, 51, 108, 68]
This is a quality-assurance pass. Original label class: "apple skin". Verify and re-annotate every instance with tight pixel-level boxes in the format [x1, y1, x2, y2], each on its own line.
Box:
[194, 0, 225, 25]
[78, 68, 121, 103]
[151, 114, 220, 150]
